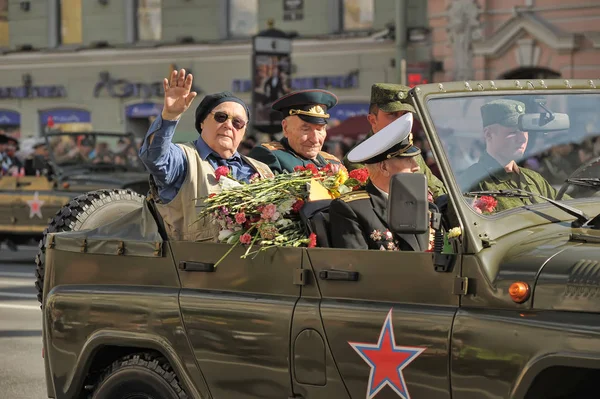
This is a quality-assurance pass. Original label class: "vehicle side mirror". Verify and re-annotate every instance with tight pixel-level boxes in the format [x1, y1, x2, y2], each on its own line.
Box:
[388, 173, 429, 235]
[519, 112, 569, 132]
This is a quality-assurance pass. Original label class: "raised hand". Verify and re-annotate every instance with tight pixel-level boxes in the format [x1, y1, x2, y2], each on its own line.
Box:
[161, 69, 197, 121]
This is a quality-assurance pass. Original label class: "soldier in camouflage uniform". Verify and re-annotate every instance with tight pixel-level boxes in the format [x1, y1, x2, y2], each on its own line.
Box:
[249, 89, 345, 174]
[343, 83, 447, 199]
[458, 99, 563, 212]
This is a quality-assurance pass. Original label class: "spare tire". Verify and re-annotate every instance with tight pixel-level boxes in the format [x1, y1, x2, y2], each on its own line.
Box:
[35, 189, 145, 307]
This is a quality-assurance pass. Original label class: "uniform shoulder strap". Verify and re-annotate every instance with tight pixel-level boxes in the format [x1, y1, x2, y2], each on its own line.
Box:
[261, 141, 285, 151]
[319, 150, 341, 163]
[339, 190, 370, 203]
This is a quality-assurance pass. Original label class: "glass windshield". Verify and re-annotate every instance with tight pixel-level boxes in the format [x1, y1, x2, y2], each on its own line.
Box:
[427, 93, 600, 215]
[47, 133, 145, 171]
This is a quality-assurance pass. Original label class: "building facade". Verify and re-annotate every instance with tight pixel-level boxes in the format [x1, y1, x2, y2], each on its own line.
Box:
[0, 0, 432, 142]
[429, 0, 600, 82]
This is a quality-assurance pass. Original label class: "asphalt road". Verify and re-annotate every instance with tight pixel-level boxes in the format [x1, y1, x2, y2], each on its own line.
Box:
[0, 245, 47, 399]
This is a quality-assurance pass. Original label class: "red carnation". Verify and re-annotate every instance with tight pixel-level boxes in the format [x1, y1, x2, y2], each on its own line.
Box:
[305, 164, 319, 176]
[291, 199, 304, 213]
[473, 196, 497, 214]
[308, 233, 317, 248]
[240, 233, 252, 245]
[294, 165, 305, 172]
[215, 166, 230, 181]
[348, 168, 369, 184]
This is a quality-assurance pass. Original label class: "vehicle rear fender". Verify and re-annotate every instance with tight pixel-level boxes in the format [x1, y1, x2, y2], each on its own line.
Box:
[510, 353, 600, 399]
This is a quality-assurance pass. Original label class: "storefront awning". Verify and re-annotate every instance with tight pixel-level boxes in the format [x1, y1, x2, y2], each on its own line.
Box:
[39, 109, 91, 125]
[0, 110, 21, 126]
[125, 102, 163, 118]
[330, 103, 369, 122]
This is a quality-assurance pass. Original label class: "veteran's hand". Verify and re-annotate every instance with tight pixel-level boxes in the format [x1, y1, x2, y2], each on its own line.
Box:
[162, 69, 197, 121]
[328, 163, 342, 174]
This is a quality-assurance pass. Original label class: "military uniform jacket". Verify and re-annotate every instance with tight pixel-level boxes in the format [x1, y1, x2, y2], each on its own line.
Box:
[248, 137, 345, 174]
[329, 182, 425, 251]
[458, 151, 560, 212]
[343, 129, 447, 199]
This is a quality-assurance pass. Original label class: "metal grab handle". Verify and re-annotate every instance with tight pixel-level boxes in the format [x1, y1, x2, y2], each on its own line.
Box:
[178, 261, 215, 272]
[318, 269, 359, 281]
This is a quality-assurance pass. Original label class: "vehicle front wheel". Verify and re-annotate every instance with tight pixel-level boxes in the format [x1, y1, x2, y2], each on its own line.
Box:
[91, 353, 188, 399]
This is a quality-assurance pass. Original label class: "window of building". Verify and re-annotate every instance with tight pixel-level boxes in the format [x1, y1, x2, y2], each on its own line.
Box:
[137, 0, 162, 42]
[228, 0, 258, 38]
[60, 0, 82, 45]
[343, 0, 373, 31]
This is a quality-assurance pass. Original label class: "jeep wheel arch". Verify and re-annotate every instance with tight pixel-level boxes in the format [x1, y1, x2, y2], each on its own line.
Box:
[35, 189, 145, 306]
[90, 352, 189, 399]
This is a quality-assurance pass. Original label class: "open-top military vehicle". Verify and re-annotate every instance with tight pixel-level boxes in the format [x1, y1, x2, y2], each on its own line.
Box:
[0, 131, 149, 251]
[37, 79, 600, 399]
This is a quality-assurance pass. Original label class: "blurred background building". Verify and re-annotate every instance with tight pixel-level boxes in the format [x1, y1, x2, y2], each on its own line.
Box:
[0, 0, 431, 142]
[0, 0, 598, 144]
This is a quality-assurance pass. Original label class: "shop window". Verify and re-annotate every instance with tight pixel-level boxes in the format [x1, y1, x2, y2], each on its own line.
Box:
[228, 0, 258, 38]
[137, 0, 162, 42]
[0, 0, 8, 47]
[59, 0, 82, 45]
[343, 0, 374, 31]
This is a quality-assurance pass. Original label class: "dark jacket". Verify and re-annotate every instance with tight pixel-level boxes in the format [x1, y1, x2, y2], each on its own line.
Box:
[248, 137, 344, 174]
[329, 182, 424, 251]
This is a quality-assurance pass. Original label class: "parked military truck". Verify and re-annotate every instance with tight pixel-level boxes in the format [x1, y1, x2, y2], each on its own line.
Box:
[0, 131, 149, 251]
[37, 79, 600, 399]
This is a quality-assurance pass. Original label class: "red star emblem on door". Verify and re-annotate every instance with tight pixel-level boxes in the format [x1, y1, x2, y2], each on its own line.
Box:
[348, 309, 426, 399]
[26, 191, 45, 219]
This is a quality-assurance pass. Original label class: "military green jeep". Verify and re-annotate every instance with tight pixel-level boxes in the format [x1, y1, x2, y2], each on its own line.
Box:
[37, 79, 600, 399]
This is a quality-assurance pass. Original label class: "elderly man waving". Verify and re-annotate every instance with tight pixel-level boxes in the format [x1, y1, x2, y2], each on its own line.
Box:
[139, 69, 273, 242]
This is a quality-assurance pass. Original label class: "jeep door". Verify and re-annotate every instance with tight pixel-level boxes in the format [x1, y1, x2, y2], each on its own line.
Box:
[173, 241, 301, 399]
[307, 248, 459, 399]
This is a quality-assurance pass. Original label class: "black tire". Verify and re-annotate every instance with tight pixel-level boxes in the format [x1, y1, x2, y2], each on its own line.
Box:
[90, 353, 188, 399]
[35, 189, 145, 307]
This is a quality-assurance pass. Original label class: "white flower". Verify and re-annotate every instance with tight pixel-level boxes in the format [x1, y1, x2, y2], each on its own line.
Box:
[385, 230, 393, 241]
[277, 199, 295, 215]
[219, 176, 243, 190]
[218, 229, 234, 242]
[276, 218, 292, 227]
[447, 227, 462, 239]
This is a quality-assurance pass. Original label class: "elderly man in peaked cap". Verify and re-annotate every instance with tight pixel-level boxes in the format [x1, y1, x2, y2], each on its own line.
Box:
[344, 83, 446, 200]
[139, 69, 273, 242]
[458, 98, 562, 212]
[248, 89, 346, 174]
[329, 113, 430, 251]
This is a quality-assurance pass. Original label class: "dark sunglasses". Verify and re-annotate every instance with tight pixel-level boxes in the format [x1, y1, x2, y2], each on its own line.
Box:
[211, 111, 247, 130]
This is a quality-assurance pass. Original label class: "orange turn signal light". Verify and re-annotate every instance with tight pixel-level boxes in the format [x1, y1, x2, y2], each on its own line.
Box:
[62, 182, 70, 189]
[509, 281, 530, 304]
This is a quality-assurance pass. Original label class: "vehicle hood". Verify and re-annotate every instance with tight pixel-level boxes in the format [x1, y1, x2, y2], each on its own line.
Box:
[490, 224, 600, 313]
[60, 170, 149, 192]
[533, 228, 600, 313]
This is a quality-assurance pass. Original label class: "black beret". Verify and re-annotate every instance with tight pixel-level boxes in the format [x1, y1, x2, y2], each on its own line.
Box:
[194, 91, 250, 134]
[0, 135, 9, 144]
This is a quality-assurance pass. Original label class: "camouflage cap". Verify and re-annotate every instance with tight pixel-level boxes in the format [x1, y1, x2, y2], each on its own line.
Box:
[370, 83, 415, 113]
[480, 99, 526, 128]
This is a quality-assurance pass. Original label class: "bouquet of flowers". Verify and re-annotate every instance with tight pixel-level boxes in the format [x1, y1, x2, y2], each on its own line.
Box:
[472, 195, 498, 215]
[198, 164, 369, 266]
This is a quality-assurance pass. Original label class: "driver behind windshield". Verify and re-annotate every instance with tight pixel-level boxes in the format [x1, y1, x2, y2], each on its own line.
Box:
[458, 99, 562, 212]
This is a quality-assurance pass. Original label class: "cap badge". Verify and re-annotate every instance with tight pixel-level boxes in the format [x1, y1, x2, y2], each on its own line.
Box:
[516, 104, 524, 113]
[309, 105, 325, 115]
[397, 92, 407, 100]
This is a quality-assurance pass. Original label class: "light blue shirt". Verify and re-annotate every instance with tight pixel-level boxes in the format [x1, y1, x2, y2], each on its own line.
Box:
[138, 115, 255, 203]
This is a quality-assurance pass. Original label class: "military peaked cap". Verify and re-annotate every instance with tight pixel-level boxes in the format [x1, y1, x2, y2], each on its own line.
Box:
[272, 89, 338, 125]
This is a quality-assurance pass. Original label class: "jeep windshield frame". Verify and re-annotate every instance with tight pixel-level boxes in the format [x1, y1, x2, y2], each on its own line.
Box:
[410, 79, 600, 253]
[43, 131, 145, 176]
